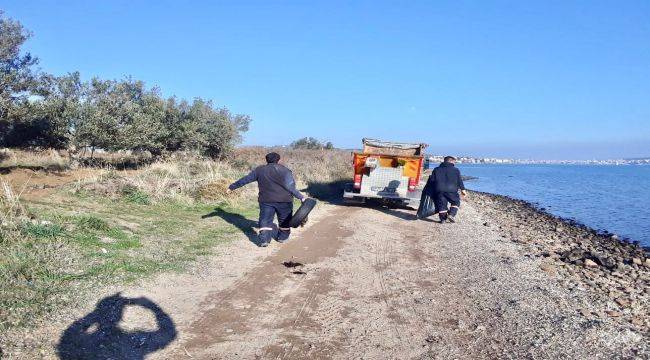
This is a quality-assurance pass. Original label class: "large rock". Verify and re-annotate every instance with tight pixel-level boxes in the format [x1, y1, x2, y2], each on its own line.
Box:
[540, 263, 556, 274]
[584, 259, 598, 267]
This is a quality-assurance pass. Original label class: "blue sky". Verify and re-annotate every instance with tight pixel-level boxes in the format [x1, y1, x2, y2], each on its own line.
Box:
[4, 0, 649, 159]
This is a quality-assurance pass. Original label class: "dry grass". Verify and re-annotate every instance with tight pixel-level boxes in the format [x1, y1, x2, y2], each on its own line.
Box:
[1, 180, 27, 225]
[0, 146, 352, 338]
[0, 180, 76, 330]
[234, 147, 352, 198]
[0, 146, 352, 189]
[74, 158, 257, 206]
[0, 148, 69, 170]
[68, 148, 352, 204]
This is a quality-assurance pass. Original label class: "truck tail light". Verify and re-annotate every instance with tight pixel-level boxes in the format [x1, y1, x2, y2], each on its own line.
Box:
[354, 174, 362, 189]
[408, 177, 417, 191]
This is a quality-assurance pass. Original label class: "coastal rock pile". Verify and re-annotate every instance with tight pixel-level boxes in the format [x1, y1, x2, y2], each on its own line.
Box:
[470, 192, 649, 334]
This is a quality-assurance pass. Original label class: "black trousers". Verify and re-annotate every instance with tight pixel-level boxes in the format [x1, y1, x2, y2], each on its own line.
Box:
[434, 191, 461, 217]
[258, 202, 293, 244]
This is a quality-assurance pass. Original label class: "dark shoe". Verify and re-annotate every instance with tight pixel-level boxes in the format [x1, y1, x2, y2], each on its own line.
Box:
[447, 216, 456, 223]
[439, 218, 446, 224]
[258, 242, 270, 247]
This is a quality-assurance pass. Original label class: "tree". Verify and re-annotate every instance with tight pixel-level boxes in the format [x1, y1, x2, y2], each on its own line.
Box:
[111, 79, 168, 155]
[290, 137, 334, 150]
[0, 11, 39, 116]
[0, 11, 47, 147]
[72, 78, 119, 154]
[31, 72, 84, 148]
[0, 12, 252, 156]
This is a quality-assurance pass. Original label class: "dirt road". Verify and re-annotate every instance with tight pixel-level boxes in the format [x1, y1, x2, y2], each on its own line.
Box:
[60, 199, 645, 359]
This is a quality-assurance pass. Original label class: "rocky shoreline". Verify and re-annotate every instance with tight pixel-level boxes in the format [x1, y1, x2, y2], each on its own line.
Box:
[470, 191, 649, 335]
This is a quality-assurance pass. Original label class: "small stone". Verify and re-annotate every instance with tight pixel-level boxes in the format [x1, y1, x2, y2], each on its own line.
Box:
[615, 298, 630, 307]
[584, 259, 598, 267]
[644, 259, 650, 268]
[632, 258, 642, 265]
[100, 248, 108, 254]
[610, 234, 619, 240]
[630, 317, 644, 326]
[539, 263, 556, 274]
[605, 310, 621, 317]
[623, 287, 634, 294]
[483, 222, 489, 227]
[579, 308, 590, 317]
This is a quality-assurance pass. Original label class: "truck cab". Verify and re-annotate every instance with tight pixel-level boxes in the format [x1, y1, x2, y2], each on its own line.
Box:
[343, 138, 427, 208]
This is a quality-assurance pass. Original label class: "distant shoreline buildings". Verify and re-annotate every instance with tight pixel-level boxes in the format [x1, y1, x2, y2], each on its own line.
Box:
[426, 155, 650, 165]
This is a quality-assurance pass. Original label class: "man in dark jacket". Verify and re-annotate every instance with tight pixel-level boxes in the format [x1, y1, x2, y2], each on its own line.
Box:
[426, 156, 467, 223]
[228, 152, 305, 247]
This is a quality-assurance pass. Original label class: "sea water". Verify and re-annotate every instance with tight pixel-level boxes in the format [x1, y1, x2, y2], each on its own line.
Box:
[454, 164, 650, 247]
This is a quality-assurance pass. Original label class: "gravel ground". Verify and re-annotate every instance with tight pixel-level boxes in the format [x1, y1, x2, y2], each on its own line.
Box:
[472, 192, 649, 335]
[150, 197, 649, 358]
[2, 194, 648, 359]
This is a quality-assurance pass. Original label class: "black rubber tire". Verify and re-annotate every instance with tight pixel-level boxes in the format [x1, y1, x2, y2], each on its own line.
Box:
[289, 198, 318, 228]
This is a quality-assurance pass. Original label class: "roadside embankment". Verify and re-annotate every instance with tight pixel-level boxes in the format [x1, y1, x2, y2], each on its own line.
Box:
[0, 148, 351, 356]
[471, 191, 649, 334]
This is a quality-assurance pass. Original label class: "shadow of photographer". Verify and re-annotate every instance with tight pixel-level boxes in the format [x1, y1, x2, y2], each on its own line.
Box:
[57, 292, 176, 360]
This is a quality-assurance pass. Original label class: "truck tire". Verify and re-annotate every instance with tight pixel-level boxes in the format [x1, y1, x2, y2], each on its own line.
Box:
[289, 198, 318, 228]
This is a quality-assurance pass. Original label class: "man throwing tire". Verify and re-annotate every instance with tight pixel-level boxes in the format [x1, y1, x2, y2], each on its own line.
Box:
[227, 152, 305, 247]
[428, 156, 467, 223]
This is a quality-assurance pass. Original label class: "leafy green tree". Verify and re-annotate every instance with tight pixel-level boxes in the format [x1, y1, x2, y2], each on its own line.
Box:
[291, 137, 334, 150]
[33, 72, 84, 148]
[202, 106, 251, 158]
[110, 79, 168, 155]
[160, 97, 186, 152]
[73, 78, 120, 155]
[0, 11, 48, 147]
[0, 12, 251, 157]
[0, 11, 39, 117]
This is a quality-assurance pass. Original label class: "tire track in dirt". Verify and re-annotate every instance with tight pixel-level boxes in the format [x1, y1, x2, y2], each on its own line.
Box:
[174, 206, 357, 359]
[149, 200, 648, 359]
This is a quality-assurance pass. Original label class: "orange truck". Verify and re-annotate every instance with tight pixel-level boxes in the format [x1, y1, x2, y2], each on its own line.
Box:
[343, 138, 428, 207]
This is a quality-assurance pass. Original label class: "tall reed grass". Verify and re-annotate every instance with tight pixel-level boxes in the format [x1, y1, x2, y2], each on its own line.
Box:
[73, 148, 352, 204]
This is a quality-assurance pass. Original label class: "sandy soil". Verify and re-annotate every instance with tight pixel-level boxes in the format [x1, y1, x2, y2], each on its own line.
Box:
[1, 168, 99, 200]
[4, 184, 648, 359]
[37, 196, 645, 359]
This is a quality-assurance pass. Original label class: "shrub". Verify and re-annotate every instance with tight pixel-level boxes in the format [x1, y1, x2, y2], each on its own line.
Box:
[121, 185, 151, 205]
[290, 137, 334, 150]
[0, 13, 251, 159]
[75, 215, 110, 232]
[21, 222, 65, 238]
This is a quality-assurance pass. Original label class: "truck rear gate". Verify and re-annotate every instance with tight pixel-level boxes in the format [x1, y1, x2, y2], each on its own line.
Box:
[343, 138, 427, 208]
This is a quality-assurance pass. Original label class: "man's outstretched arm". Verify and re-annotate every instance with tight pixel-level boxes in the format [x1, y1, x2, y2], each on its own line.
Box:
[229, 171, 257, 190]
[283, 171, 305, 201]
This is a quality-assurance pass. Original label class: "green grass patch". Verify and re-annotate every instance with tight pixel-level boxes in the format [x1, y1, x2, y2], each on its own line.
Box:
[2, 189, 259, 333]
[21, 222, 65, 238]
[75, 215, 110, 231]
[121, 185, 151, 205]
